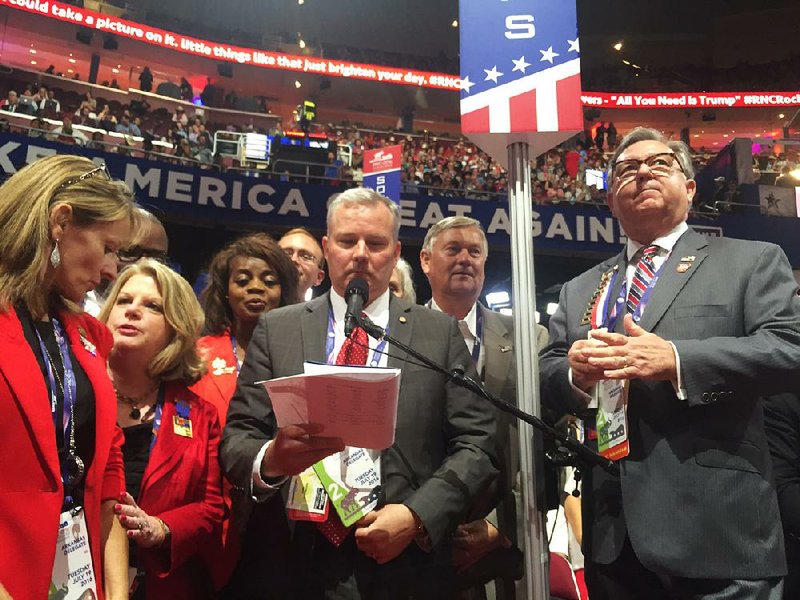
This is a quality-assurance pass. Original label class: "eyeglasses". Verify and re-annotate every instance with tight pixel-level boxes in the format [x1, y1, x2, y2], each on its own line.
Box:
[58, 163, 111, 190]
[282, 247, 320, 265]
[118, 246, 169, 264]
[612, 152, 685, 184]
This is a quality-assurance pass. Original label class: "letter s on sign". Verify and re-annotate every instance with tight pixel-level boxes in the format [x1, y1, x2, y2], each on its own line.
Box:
[505, 15, 535, 39]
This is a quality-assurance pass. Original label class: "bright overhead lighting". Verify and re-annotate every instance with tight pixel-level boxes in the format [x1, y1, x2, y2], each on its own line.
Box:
[298, 0, 304, 4]
[68, 58, 76, 64]
[693, 134, 699, 138]
[67, 69, 73, 73]
[295, 80, 302, 88]
[778, 113, 785, 119]
[546, 302, 559, 315]
[485, 291, 510, 307]
[30, 60, 37, 65]
[29, 48, 36, 54]
[723, 134, 729, 138]
[299, 39, 306, 49]
[613, 42, 623, 51]
[112, 68, 120, 74]
[622, 59, 631, 66]
[451, 20, 458, 28]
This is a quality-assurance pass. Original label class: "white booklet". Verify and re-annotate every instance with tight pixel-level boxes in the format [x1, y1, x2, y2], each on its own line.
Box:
[259, 362, 401, 450]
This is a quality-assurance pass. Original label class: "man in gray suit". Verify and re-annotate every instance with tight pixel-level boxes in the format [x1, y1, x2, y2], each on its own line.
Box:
[539, 127, 800, 599]
[220, 188, 498, 599]
[420, 216, 548, 599]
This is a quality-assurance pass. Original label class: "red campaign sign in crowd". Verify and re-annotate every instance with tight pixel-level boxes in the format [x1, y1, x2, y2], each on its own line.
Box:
[363, 145, 403, 175]
[5, 0, 800, 108]
[581, 91, 800, 108]
[1, 0, 462, 91]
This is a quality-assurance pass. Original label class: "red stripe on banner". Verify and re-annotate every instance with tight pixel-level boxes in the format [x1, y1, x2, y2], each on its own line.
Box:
[461, 106, 491, 133]
[509, 89, 538, 132]
[556, 73, 584, 131]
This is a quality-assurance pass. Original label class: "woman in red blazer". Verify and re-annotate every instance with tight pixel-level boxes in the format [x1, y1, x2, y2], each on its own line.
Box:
[192, 233, 300, 424]
[0, 155, 136, 600]
[99, 259, 225, 600]
[190, 233, 300, 589]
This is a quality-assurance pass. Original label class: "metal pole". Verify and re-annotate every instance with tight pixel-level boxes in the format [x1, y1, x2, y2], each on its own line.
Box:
[508, 141, 549, 600]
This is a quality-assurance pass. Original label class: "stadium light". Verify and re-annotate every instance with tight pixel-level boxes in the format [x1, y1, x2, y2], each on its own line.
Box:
[451, 20, 458, 28]
[295, 80, 302, 88]
[299, 39, 306, 49]
[613, 42, 623, 51]
[546, 302, 559, 315]
[778, 113, 785, 119]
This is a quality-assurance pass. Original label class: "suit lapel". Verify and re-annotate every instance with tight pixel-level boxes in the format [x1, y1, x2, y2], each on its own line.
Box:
[602, 252, 628, 333]
[386, 295, 413, 371]
[0, 308, 60, 484]
[301, 295, 330, 364]
[638, 230, 709, 331]
[480, 304, 512, 397]
[59, 312, 116, 491]
[139, 389, 184, 494]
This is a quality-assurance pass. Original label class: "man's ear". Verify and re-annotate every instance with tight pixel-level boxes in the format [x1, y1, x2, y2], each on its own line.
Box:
[49, 203, 72, 241]
[420, 249, 431, 275]
[685, 178, 697, 206]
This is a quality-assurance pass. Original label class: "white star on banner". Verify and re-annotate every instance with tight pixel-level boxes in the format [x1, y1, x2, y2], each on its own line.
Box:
[568, 38, 580, 53]
[484, 65, 503, 84]
[540, 46, 559, 64]
[511, 56, 531, 73]
[461, 76, 475, 93]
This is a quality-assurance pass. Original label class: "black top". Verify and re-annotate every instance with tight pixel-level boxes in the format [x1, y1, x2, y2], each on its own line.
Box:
[19, 308, 96, 510]
[122, 422, 153, 501]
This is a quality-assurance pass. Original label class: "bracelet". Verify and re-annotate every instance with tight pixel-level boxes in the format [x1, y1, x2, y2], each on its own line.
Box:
[155, 517, 171, 545]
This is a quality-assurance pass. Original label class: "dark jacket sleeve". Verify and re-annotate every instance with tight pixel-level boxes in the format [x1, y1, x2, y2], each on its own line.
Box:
[764, 393, 800, 536]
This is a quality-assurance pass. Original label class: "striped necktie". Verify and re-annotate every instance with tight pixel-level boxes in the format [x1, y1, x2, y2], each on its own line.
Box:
[627, 245, 660, 315]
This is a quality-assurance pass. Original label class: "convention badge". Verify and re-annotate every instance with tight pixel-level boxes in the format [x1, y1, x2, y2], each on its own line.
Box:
[49, 508, 98, 600]
[313, 447, 381, 527]
[172, 415, 193, 438]
[595, 379, 630, 460]
[287, 466, 330, 522]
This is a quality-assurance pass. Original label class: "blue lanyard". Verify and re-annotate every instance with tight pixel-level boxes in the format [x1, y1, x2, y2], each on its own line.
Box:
[149, 385, 166, 453]
[230, 333, 241, 374]
[604, 255, 668, 331]
[326, 308, 389, 367]
[34, 317, 77, 447]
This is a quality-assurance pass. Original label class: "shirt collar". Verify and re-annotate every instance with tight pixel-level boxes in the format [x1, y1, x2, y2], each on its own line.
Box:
[429, 298, 478, 339]
[626, 221, 688, 262]
[330, 288, 391, 329]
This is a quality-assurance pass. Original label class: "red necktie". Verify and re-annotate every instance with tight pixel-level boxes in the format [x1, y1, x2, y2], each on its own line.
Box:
[316, 319, 369, 546]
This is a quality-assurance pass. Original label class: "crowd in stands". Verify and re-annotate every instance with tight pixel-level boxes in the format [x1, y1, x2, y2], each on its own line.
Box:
[0, 71, 725, 207]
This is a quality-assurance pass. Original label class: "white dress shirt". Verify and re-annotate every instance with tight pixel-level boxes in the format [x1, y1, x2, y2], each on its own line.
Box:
[429, 299, 485, 374]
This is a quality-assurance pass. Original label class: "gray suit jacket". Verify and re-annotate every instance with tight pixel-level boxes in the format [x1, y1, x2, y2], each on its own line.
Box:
[539, 229, 800, 579]
[220, 292, 498, 588]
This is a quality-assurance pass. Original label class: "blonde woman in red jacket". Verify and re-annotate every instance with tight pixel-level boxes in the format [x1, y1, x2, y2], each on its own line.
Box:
[100, 259, 225, 600]
[0, 155, 136, 600]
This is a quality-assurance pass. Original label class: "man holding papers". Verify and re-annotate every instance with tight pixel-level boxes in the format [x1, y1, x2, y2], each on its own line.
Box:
[220, 187, 498, 599]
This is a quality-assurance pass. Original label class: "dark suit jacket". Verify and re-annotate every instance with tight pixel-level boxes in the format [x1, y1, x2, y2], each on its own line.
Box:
[0, 308, 125, 600]
[220, 292, 498, 597]
[764, 393, 800, 596]
[539, 229, 800, 579]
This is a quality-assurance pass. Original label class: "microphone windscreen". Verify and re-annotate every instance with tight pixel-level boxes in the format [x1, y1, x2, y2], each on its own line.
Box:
[345, 277, 369, 301]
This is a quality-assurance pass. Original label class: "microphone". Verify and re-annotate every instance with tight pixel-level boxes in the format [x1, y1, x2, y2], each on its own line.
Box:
[344, 277, 369, 337]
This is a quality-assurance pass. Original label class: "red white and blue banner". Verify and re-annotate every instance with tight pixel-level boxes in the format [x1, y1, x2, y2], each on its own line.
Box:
[362, 145, 402, 203]
[458, 0, 583, 164]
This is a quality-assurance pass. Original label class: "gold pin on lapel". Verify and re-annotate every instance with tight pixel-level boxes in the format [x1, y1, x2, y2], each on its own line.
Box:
[680, 256, 696, 262]
[500, 346, 512, 353]
[677, 263, 691, 273]
[399, 316, 407, 324]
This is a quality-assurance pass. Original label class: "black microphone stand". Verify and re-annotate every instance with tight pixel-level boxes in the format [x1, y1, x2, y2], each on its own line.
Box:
[355, 313, 619, 476]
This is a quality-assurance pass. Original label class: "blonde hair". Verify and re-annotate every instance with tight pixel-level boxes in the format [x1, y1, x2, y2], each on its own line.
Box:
[99, 259, 207, 385]
[0, 155, 136, 317]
